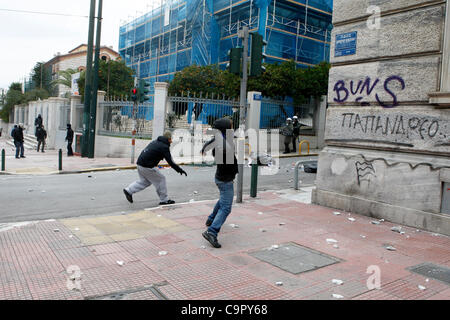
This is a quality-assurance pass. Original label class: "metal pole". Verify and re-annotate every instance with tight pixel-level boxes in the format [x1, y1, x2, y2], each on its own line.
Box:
[59, 149, 63, 171]
[250, 163, 258, 198]
[82, 0, 97, 158]
[88, 0, 103, 159]
[1, 149, 5, 172]
[237, 26, 249, 203]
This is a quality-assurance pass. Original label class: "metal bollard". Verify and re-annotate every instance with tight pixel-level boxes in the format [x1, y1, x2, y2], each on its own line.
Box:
[58, 149, 63, 171]
[294, 160, 313, 190]
[1, 149, 5, 172]
[250, 163, 259, 198]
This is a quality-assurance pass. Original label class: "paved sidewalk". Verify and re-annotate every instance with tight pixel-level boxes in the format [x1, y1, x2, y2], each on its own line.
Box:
[1, 189, 449, 300]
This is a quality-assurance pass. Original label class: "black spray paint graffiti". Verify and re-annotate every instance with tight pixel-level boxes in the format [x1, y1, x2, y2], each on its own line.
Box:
[340, 113, 444, 143]
[334, 76, 405, 108]
[355, 161, 376, 186]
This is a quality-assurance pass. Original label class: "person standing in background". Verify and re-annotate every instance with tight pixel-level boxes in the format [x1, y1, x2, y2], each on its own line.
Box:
[36, 125, 47, 153]
[66, 124, 74, 156]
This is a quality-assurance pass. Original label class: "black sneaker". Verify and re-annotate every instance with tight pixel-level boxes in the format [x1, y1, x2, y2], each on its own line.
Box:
[159, 200, 175, 206]
[20, 156, 26, 158]
[205, 219, 213, 227]
[202, 231, 221, 248]
[123, 189, 133, 203]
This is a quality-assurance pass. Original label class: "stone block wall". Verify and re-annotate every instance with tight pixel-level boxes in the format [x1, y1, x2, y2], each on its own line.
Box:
[313, 0, 450, 235]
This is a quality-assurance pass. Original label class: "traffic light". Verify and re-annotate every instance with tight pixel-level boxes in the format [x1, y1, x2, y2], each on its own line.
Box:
[250, 32, 267, 77]
[138, 79, 150, 103]
[227, 47, 243, 75]
[131, 87, 138, 102]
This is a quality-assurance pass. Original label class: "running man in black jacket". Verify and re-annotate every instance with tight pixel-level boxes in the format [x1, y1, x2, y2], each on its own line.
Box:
[123, 131, 187, 206]
[201, 118, 239, 248]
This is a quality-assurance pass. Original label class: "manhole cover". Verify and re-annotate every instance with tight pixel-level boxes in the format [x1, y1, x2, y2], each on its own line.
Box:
[87, 282, 169, 300]
[408, 263, 450, 285]
[249, 242, 341, 274]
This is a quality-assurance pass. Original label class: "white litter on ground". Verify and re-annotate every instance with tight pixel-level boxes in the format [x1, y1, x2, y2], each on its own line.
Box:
[279, 222, 286, 226]
[391, 226, 402, 233]
[257, 212, 264, 215]
[332, 294, 344, 299]
[269, 245, 280, 250]
[326, 239, 338, 244]
[348, 218, 356, 222]
[333, 212, 341, 216]
[275, 282, 283, 286]
[418, 285, 427, 291]
[116, 261, 124, 266]
[385, 246, 397, 251]
[229, 224, 239, 229]
[158, 251, 168, 256]
[333, 244, 339, 249]
[371, 221, 381, 225]
[332, 279, 344, 285]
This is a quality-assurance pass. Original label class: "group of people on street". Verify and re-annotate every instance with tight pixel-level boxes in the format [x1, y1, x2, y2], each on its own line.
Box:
[123, 117, 238, 249]
[10, 124, 25, 159]
[281, 116, 301, 154]
[10, 114, 75, 158]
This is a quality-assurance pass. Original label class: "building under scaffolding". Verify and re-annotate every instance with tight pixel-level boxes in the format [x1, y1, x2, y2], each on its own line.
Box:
[119, 0, 333, 102]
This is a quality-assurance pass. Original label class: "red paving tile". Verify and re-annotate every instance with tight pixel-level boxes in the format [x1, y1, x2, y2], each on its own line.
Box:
[1, 191, 450, 300]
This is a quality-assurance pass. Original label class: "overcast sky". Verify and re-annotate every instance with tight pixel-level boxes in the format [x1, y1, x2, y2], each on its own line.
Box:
[0, 0, 161, 90]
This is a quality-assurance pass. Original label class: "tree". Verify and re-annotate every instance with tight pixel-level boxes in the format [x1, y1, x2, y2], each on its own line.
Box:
[77, 60, 134, 100]
[31, 62, 52, 93]
[248, 60, 297, 99]
[169, 64, 226, 97]
[51, 68, 78, 94]
[294, 61, 331, 104]
[0, 83, 25, 122]
[24, 88, 50, 103]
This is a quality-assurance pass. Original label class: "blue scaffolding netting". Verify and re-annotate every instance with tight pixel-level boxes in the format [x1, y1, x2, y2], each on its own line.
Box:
[119, 0, 333, 113]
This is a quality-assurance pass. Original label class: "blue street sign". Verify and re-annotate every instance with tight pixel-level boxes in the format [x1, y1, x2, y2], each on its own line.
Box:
[335, 31, 357, 57]
[254, 94, 262, 101]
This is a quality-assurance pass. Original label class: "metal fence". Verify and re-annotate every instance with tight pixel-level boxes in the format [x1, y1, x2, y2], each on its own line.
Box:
[97, 100, 154, 138]
[168, 93, 241, 131]
[260, 97, 316, 130]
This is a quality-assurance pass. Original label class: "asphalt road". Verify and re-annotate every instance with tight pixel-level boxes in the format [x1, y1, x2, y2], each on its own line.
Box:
[0, 157, 317, 223]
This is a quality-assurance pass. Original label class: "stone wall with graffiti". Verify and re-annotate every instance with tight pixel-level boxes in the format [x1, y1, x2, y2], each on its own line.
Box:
[314, 0, 450, 234]
[325, 107, 450, 155]
[328, 58, 440, 106]
[315, 147, 449, 214]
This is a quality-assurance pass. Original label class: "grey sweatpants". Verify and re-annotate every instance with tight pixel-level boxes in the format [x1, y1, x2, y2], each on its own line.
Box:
[125, 165, 169, 202]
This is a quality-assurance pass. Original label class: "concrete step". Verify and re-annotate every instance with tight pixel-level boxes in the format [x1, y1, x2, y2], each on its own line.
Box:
[7, 139, 37, 151]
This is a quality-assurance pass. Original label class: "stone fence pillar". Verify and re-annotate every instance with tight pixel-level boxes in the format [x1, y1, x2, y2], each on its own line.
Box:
[153, 82, 169, 141]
